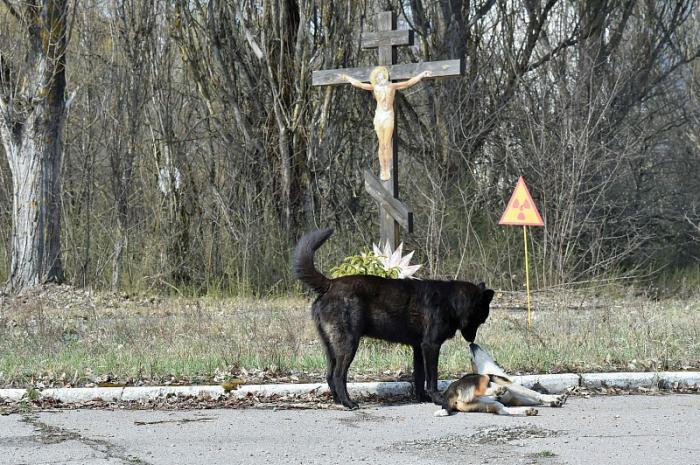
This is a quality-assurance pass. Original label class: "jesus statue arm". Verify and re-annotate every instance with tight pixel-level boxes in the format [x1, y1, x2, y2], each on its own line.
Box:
[391, 70, 432, 90]
[339, 73, 374, 91]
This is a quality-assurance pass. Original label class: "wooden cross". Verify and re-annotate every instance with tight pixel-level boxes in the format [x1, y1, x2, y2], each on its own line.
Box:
[312, 11, 461, 250]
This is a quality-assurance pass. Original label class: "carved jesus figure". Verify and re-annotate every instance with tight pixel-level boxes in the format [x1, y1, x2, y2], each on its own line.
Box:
[340, 67, 432, 180]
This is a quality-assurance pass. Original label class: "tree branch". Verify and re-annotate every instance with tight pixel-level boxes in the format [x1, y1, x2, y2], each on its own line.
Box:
[499, 0, 562, 105]
[527, 36, 579, 73]
[606, 0, 635, 54]
[465, 0, 497, 29]
[685, 214, 700, 242]
[0, 0, 22, 23]
[518, 0, 560, 73]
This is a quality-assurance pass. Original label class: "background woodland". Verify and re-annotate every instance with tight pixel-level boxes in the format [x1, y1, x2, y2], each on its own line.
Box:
[1, 0, 699, 295]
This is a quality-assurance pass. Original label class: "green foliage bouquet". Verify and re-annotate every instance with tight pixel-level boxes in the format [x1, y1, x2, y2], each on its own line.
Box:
[330, 243, 421, 279]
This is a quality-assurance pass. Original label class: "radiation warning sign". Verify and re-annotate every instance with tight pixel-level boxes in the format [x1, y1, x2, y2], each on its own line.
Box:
[498, 177, 544, 227]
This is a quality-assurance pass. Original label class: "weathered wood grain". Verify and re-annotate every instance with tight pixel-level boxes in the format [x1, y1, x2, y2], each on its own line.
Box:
[311, 59, 462, 86]
[378, 12, 396, 66]
[364, 170, 413, 233]
[361, 29, 413, 49]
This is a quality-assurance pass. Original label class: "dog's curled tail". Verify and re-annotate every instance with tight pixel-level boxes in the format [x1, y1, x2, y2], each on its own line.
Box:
[292, 228, 333, 294]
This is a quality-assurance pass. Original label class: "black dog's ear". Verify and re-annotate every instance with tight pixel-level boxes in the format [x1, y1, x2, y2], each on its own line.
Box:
[478, 282, 486, 290]
[481, 289, 495, 305]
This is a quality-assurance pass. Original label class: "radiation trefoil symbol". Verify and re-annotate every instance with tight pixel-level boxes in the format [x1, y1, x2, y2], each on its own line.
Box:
[498, 177, 544, 227]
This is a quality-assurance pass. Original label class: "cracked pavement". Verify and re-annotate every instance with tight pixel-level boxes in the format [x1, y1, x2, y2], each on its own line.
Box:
[1, 394, 699, 465]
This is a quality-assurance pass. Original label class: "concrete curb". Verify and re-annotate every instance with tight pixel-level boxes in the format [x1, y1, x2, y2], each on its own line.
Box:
[1, 372, 698, 404]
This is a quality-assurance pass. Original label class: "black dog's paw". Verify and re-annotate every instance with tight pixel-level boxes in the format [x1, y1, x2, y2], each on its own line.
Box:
[342, 400, 359, 410]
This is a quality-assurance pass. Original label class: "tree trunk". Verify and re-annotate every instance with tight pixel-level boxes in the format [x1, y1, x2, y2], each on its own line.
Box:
[8, 96, 66, 293]
[5, 90, 66, 291]
[1, 0, 68, 293]
[261, 0, 307, 245]
[111, 204, 128, 291]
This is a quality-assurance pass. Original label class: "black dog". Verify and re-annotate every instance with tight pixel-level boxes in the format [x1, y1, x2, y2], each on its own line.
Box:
[293, 228, 494, 409]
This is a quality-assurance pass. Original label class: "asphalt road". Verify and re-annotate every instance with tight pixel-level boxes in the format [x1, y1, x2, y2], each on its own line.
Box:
[2, 394, 699, 465]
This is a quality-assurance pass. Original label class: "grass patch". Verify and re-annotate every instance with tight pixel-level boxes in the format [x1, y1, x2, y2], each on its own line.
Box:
[0, 286, 698, 388]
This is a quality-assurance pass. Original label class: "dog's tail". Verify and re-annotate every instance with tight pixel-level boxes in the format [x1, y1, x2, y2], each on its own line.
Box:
[292, 228, 333, 294]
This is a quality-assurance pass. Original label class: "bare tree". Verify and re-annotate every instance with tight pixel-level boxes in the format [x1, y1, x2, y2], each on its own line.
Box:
[170, 0, 345, 245]
[0, 1, 71, 292]
[107, 0, 155, 290]
[1, 0, 698, 294]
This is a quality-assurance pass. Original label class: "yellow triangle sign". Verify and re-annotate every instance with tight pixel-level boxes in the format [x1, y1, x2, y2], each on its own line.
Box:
[499, 177, 544, 227]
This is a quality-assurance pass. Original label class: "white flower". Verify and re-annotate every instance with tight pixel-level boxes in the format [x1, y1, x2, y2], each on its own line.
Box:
[372, 242, 422, 279]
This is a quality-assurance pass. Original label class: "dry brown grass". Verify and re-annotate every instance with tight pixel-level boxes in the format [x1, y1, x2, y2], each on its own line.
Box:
[0, 285, 698, 388]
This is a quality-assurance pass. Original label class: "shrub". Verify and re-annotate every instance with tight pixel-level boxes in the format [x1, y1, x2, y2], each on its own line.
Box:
[329, 250, 400, 278]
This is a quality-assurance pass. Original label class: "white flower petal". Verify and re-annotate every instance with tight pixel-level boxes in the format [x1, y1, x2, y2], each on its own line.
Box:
[399, 264, 422, 279]
[383, 242, 392, 259]
[399, 250, 415, 268]
[364, 242, 422, 279]
[388, 244, 403, 268]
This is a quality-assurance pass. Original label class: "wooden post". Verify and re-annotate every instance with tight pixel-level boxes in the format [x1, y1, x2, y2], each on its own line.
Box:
[376, 12, 400, 250]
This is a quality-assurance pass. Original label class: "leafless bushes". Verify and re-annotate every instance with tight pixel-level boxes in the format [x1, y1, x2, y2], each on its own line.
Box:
[0, 0, 698, 294]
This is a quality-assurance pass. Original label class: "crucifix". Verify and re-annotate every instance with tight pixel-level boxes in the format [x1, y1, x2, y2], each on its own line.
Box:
[312, 11, 462, 250]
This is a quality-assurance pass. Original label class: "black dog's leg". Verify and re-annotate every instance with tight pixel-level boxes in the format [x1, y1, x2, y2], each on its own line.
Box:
[421, 341, 444, 405]
[314, 321, 339, 403]
[333, 344, 359, 410]
[326, 359, 339, 403]
[324, 349, 339, 403]
[314, 298, 363, 409]
[412, 347, 429, 402]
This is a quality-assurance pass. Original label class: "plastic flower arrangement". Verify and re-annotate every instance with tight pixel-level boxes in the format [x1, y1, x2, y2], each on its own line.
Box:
[330, 242, 421, 279]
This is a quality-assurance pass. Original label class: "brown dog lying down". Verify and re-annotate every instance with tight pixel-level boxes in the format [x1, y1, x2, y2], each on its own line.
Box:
[434, 343, 568, 417]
